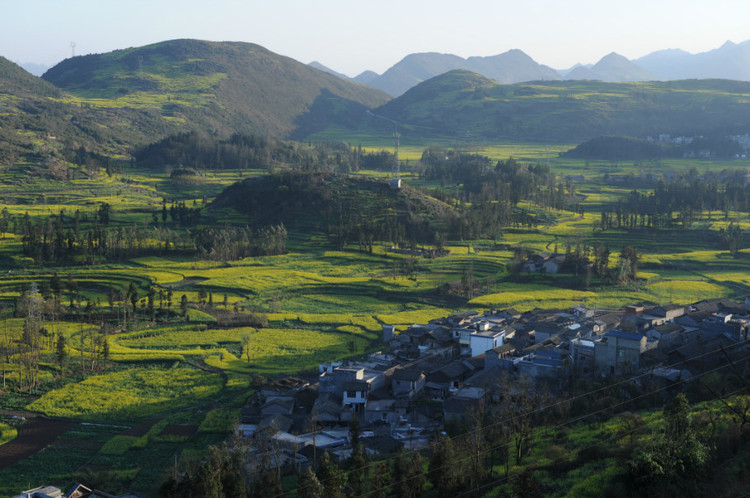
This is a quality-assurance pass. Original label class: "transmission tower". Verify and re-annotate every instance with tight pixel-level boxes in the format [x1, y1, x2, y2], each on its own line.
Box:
[70, 41, 76, 58]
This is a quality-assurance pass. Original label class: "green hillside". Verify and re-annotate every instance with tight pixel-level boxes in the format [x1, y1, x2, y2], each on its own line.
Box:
[0, 57, 180, 165]
[0, 56, 60, 98]
[43, 39, 390, 139]
[371, 70, 750, 141]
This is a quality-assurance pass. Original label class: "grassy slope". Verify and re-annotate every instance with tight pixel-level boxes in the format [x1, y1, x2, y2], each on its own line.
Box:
[42, 39, 390, 139]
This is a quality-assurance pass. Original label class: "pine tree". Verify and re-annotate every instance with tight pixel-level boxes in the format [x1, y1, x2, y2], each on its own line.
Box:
[298, 467, 324, 498]
[429, 436, 461, 497]
[56, 334, 66, 372]
[317, 452, 345, 498]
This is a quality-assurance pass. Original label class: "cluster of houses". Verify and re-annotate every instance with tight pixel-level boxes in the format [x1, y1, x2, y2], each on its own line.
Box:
[238, 297, 750, 465]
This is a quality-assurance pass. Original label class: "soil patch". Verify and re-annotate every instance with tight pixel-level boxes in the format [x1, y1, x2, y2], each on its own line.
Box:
[122, 419, 160, 437]
[160, 424, 198, 437]
[0, 418, 74, 470]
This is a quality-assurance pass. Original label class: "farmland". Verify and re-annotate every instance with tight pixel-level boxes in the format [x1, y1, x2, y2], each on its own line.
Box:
[0, 136, 749, 495]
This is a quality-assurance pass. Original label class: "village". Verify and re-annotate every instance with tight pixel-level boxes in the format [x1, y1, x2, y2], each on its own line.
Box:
[236, 296, 750, 470]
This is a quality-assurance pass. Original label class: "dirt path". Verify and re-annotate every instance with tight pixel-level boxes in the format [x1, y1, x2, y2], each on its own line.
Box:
[0, 417, 74, 470]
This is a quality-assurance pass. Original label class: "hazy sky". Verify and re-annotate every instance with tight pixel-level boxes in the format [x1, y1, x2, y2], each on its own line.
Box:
[2, 0, 749, 75]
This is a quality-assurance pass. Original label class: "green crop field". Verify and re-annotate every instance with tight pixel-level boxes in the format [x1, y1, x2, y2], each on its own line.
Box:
[26, 365, 224, 421]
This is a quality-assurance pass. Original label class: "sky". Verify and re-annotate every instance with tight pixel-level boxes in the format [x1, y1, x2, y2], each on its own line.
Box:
[2, 0, 749, 76]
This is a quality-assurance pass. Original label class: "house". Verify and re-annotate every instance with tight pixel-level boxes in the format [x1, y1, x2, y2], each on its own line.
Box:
[532, 322, 563, 343]
[484, 344, 516, 370]
[260, 397, 295, 416]
[312, 393, 343, 423]
[470, 329, 505, 358]
[543, 255, 566, 274]
[383, 325, 395, 342]
[453, 327, 474, 354]
[425, 360, 475, 398]
[594, 330, 651, 376]
[570, 338, 595, 377]
[391, 368, 426, 398]
[515, 348, 569, 382]
[319, 367, 364, 395]
[364, 399, 400, 425]
[652, 304, 686, 321]
[443, 386, 487, 420]
[256, 414, 293, 437]
[342, 380, 368, 414]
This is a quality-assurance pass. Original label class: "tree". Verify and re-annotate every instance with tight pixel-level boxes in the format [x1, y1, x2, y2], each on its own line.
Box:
[393, 448, 425, 498]
[500, 374, 548, 466]
[370, 462, 390, 498]
[720, 222, 743, 257]
[56, 334, 66, 373]
[316, 452, 345, 498]
[127, 282, 139, 314]
[628, 393, 710, 494]
[19, 284, 43, 393]
[615, 258, 633, 285]
[240, 332, 252, 363]
[620, 245, 639, 281]
[348, 446, 368, 497]
[180, 294, 189, 317]
[348, 414, 362, 451]
[298, 467, 324, 498]
[429, 435, 461, 497]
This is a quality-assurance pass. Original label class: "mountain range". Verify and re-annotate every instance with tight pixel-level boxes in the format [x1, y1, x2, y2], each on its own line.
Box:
[312, 39, 750, 96]
[2, 37, 750, 170]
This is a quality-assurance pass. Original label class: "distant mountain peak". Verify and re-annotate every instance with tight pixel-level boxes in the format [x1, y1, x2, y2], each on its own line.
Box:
[566, 52, 655, 82]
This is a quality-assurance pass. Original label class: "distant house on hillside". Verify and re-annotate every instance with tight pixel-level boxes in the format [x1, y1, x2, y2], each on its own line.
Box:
[522, 253, 566, 274]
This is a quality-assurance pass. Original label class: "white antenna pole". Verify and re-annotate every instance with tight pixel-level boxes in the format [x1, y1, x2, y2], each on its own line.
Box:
[70, 42, 76, 58]
[393, 128, 400, 180]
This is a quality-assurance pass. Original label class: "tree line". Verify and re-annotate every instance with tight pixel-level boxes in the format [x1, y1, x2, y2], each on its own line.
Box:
[135, 132, 395, 174]
[599, 168, 750, 232]
[11, 201, 287, 265]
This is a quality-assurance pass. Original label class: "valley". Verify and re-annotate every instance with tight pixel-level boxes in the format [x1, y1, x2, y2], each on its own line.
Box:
[0, 37, 749, 497]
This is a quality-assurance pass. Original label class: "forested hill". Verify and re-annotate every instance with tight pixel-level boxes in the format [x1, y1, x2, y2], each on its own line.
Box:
[371, 71, 750, 141]
[211, 172, 458, 247]
[42, 39, 391, 139]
